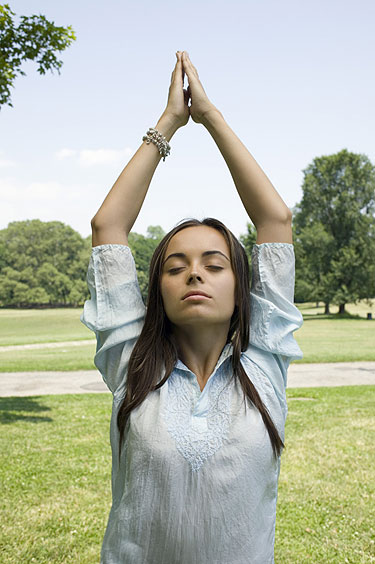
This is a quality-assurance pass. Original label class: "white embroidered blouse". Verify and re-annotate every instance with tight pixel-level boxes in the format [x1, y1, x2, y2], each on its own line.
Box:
[80, 242, 303, 564]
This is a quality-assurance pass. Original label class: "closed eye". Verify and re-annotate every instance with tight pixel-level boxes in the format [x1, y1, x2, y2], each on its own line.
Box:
[168, 266, 223, 274]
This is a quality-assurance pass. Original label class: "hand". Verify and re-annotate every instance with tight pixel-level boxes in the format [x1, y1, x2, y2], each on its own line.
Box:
[181, 51, 220, 125]
[163, 51, 190, 129]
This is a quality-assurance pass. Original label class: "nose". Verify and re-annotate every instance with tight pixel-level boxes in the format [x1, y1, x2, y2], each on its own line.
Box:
[187, 269, 203, 283]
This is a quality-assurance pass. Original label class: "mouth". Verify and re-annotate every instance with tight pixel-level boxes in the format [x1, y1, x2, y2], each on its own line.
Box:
[182, 291, 211, 300]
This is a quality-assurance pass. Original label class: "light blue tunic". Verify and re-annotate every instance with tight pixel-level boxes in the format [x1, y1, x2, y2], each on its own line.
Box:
[81, 242, 303, 564]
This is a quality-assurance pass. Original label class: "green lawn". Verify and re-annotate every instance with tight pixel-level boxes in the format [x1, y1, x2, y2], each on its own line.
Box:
[0, 302, 375, 371]
[293, 301, 375, 363]
[293, 317, 375, 363]
[0, 386, 374, 563]
[0, 308, 92, 346]
[0, 343, 97, 372]
[299, 300, 374, 318]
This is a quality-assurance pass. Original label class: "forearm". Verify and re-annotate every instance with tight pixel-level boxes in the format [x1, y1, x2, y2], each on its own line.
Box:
[202, 110, 292, 229]
[91, 113, 179, 235]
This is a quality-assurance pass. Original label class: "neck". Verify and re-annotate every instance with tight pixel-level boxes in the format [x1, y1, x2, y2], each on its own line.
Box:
[171, 324, 230, 390]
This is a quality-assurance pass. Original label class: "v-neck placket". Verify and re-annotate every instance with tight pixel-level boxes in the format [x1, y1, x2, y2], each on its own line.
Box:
[163, 342, 235, 471]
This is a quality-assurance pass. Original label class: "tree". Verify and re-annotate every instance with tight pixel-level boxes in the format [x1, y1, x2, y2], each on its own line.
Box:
[0, 220, 166, 308]
[128, 226, 166, 303]
[0, 3, 76, 108]
[239, 221, 257, 279]
[0, 220, 91, 307]
[293, 149, 375, 313]
[293, 221, 335, 306]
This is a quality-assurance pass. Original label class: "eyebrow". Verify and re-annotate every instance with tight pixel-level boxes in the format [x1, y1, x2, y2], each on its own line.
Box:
[163, 250, 230, 265]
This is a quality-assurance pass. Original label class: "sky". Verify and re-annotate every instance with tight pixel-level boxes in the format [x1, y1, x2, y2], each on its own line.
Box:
[1, 0, 374, 241]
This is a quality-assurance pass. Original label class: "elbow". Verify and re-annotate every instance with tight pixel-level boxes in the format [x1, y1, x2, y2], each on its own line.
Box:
[272, 206, 293, 226]
[91, 215, 103, 231]
[267, 207, 292, 226]
[254, 206, 292, 229]
[284, 207, 293, 225]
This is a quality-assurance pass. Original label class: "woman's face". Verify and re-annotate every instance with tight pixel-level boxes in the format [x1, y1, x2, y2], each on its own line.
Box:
[160, 226, 236, 330]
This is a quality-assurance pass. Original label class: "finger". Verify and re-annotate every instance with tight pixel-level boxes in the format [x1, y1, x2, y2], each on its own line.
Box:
[171, 53, 185, 87]
[182, 51, 199, 80]
[173, 52, 181, 71]
[170, 54, 180, 82]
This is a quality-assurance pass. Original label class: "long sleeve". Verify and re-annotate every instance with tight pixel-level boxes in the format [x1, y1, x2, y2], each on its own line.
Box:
[80, 244, 146, 399]
[244, 242, 303, 410]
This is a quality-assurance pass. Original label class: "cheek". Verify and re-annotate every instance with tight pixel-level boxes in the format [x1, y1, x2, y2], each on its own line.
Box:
[160, 282, 168, 308]
[160, 279, 175, 311]
[222, 275, 236, 301]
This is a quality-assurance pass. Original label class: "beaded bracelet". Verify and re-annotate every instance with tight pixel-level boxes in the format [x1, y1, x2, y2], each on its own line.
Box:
[142, 128, 171, 161]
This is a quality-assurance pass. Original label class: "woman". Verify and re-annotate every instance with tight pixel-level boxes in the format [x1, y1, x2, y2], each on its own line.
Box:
[81, 51, 303, 564]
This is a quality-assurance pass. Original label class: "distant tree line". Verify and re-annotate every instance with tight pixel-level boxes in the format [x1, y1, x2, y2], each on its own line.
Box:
[0, 220, 91, 307]
[0, 220, 166, 308]
[0, 149, 374, 313]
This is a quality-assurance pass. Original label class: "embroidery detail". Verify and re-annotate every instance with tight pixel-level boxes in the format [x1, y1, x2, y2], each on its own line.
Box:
[162, 368, 232, 472]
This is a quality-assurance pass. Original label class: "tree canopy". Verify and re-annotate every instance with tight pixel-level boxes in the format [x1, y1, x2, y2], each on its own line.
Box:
[293, 149, 375, 312]
[0, 220, 91, 307]
[239, 221, 257, 279]
[0, 3, 76, 108]
[128, 226, 165, 303]
[0, 220, 165, 308]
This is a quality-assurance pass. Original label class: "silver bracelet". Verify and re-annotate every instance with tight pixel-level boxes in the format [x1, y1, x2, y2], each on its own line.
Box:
[142, 127, 171, 161]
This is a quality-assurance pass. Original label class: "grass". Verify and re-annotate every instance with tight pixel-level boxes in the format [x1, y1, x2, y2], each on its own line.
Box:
[0, 300, 375, 371]
[0, 394, 110, 563]
[293, 317, 375, 363]
[293, 301, 375, 363]
[0, 386, 374, 563]
[276, 385, 375, 562]
[0, 343, 96, 372]
[0, 308, 93, 346]
[299, 300, 374, 318]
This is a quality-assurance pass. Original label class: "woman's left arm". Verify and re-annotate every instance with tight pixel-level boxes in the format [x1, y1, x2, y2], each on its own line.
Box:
[182, 51, 292, 244]
[202, 110, 292, 244]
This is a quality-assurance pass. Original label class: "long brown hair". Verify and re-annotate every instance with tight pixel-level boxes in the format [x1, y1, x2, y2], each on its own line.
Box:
[117, 218, 285, 460]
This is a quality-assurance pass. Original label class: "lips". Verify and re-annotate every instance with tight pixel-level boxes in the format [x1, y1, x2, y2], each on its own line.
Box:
[182, 291, 211, 300]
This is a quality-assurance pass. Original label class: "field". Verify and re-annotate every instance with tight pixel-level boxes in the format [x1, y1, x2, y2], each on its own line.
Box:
[1, 304, 374, 562]
[0, 300, 375, 371]
[0, 387, 374, 563]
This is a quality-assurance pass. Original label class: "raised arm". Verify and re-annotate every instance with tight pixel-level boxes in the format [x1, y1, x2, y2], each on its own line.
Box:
[90, 52, 190, 247]
[181, 51, 292, 244]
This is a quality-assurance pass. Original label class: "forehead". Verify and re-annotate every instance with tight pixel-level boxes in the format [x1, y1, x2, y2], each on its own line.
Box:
[165, 226, 230, 255]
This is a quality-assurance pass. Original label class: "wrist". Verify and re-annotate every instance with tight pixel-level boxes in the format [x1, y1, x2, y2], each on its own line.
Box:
[155, 113, 181, 141]
[201, 107, 225, 130]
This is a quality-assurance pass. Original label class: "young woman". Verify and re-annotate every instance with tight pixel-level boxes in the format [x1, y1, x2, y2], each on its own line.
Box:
[81, 51, 303, 564]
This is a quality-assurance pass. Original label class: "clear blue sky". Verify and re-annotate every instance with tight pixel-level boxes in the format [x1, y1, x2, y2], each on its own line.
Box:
[1, 0, 374, 240]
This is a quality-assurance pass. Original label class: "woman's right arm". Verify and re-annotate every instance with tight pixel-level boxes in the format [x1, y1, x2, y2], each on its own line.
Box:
[91, 113, 179, 246]
[91, 51, 189, 247]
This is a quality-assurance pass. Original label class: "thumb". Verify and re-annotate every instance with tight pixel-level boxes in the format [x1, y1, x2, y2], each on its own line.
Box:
[170, 52, 181, 83]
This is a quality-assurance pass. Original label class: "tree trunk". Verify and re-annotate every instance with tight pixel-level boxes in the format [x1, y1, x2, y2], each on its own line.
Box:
[338, 303, 346, 314]
[324, 303, 330, 314]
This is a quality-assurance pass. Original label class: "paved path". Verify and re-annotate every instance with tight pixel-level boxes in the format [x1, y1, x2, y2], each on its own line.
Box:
[1, 362, 375, 397]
